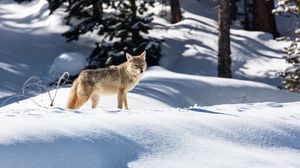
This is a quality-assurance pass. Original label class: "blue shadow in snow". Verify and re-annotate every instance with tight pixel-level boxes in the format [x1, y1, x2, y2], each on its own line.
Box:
[186, 107, 238, 117]
[0, 132, 145, 168]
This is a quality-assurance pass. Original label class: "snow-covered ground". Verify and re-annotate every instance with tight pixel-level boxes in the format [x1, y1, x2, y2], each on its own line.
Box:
[1, 0, 300, 167]
[1, 77, 300, 167]
[1, 67, 300, 168]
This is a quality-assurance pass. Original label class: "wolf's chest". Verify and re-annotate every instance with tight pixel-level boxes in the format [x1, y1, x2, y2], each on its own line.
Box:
[125, 75, 141, 91]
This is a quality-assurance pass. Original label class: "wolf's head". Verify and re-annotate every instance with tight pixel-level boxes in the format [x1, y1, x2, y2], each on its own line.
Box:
[126, 51, 147, 74]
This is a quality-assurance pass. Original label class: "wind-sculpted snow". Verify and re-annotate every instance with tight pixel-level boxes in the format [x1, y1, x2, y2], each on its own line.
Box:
[0, 65, 300, 168]
[1, 102, 300, 168]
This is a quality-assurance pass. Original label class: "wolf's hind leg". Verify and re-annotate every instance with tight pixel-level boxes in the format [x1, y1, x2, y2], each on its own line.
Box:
[74, 84, 92, 109]
[74, 94, 90, 109]
[90, 93, 100, 109]
[123, 92, 128, 109]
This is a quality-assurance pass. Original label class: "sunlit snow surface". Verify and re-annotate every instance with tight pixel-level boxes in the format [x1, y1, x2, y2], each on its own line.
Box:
[1, 67, 300, 168]
[1, 95, 300, 167]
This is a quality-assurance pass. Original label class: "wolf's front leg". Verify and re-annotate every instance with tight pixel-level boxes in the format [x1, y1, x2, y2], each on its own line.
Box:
[117, 89, 125, 109]
[123, 92, 128, 109]
[90, 93, 100, 109]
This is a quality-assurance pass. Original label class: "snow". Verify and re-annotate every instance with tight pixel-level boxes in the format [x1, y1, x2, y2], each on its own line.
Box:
[278, 1, 286, 6]
[1, 86, 300, 167]
[1, 0, 300, 167]
[1, 67, 300, 167]
[49, 52, 87, 80]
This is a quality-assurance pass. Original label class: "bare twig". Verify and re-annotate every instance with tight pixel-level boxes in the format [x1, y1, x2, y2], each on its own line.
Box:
[49, 72, 69, 106]
[1, 72, 70, 108]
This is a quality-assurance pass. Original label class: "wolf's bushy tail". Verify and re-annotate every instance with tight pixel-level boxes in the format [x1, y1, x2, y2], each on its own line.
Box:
[66, 79, 79, 109]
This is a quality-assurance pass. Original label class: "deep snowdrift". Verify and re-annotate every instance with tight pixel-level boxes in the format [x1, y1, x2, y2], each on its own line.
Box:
[1, 67, 300, 168]
[1, 93, 300, 168]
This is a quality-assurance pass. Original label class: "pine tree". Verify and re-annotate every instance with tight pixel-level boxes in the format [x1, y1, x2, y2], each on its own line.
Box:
[218, 0, 232, 78]
[278, 37, 300, 92]
[46, 0, 110, 42]
[273, 0, 300, 92]
[15, 0, 161, 69]
[87, 0, 161, 68]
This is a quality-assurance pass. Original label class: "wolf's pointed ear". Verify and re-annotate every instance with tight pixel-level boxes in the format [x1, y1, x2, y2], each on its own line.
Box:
[126, 53, 134, 61]
[140, 51, 146, 60]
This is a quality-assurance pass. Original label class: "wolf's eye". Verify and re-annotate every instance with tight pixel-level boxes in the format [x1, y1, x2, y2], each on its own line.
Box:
[134, 65, 139, 68]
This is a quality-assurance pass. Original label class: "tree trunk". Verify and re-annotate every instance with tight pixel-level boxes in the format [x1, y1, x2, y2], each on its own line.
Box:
[218, 0, 232, 78]
[170, 0, 182, 23]
[253, 0, 279, 38]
